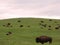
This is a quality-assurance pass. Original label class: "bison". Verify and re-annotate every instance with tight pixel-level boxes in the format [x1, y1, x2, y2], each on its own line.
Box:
[6, 32, 12, 35]
[7, 23, 11, 25]
[36, 36, 52, 45]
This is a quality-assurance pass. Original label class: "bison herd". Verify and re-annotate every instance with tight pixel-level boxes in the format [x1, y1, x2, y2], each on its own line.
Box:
[39, 20, 60, 30]
[2, 19, 60, 30]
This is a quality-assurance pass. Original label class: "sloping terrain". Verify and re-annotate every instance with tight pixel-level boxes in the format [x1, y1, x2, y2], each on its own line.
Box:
[0, 18, 60, 45]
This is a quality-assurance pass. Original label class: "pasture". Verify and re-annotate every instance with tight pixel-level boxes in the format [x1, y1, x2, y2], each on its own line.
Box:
[0, 18, 60, 45]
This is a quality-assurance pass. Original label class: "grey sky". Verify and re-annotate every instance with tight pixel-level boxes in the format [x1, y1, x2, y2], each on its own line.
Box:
[0, 0, 60, 19]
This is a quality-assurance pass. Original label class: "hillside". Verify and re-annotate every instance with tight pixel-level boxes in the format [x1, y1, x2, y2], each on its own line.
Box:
[0, 18, 60, 45]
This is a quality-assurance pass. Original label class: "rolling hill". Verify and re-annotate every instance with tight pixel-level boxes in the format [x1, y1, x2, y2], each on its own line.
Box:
[0, 18, 60, 45]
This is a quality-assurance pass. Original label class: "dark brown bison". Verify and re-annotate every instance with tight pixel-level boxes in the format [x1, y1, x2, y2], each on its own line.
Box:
[7, 23, 11, 25]
[6, 32, 12, 35]
[36, 36, 52, 44]
[20, 25, 23, 27]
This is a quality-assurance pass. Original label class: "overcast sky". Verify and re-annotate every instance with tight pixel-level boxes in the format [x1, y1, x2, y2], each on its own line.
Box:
[0, 0, 60, 19]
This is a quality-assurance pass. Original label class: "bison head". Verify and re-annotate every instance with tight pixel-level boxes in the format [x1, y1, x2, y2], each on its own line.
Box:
[36, 37, 40, 43]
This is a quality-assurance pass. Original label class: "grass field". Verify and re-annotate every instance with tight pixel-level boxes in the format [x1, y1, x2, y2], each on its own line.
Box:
[0, 18, 60, 45]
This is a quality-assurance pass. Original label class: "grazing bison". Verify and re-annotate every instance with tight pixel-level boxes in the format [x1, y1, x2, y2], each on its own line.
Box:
[20, 25, 23, 27]
[7, 23, 11, 25]
[18, 20, 21, 22]
[49, 19, 52, 21]
[55, 27, 59, 30]
[6, 32, 12, 35]
[36, 36, 52, 44]
[40, 21, 44, 23]
[3, 25, 5, 26]
[48, 25, 51, 28]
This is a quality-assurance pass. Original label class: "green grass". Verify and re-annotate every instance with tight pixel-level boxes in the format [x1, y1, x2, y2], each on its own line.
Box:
[0, 18, 60, 45]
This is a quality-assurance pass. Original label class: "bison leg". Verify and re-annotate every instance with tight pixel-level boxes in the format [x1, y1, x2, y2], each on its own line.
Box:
[41, 42, 44, 44]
